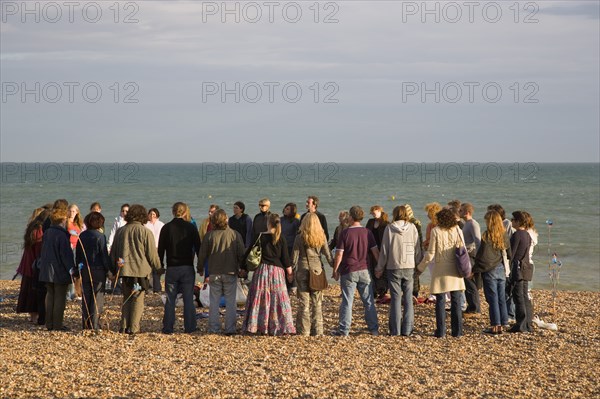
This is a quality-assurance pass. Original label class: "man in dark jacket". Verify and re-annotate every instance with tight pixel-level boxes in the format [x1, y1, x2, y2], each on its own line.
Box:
[301, 195, 329, 241]
[158, 202, 201, 334]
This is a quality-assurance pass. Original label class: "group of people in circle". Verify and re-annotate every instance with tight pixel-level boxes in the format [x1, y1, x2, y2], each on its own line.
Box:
[15, 196, 537, 338]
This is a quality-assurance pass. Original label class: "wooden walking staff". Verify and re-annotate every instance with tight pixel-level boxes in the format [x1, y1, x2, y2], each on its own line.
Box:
[546, 220, 562, 314]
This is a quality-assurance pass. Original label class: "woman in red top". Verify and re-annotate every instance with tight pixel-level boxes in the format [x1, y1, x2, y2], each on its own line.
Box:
[67, 204, 84, 299]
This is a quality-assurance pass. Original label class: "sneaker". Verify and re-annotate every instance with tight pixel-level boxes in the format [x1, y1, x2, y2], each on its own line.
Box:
[483, 326, 502, 335]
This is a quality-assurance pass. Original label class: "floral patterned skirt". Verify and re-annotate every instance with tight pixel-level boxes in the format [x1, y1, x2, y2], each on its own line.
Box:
[242, 263, 296, 335]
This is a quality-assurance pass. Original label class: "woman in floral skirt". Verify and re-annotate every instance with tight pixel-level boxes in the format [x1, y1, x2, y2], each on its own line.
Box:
[242, 213, 296, 335]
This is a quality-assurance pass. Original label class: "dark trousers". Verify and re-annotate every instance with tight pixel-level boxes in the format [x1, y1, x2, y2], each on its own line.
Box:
[150, 270, 162, 292]
[45, 283, 68, 330]
[434, 291, 463, 337]
[36, 278, 47, 325]
[464, 275, 481, 313]
[512, 280, 533, 332]
[412, 271, 420, 298]
[81, 276, 105, 330]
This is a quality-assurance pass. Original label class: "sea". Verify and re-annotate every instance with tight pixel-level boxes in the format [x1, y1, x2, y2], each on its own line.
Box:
[1, 162, 598, 291]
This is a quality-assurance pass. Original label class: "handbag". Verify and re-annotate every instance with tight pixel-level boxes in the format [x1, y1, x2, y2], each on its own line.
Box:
[306, 246, 328, 291]
[245, 233, 262, 272]
[454, 228, 472, 278]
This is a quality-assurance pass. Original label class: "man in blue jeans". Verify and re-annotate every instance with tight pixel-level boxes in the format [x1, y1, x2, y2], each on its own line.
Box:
[158, 202, 201, 334]
[331, 206, 379, 336]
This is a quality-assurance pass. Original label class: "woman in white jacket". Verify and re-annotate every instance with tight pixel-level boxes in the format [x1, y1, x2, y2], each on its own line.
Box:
[375, 206, 421, 336]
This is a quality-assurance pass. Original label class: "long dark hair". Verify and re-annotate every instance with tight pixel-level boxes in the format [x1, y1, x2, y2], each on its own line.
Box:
[24, 209, 50, 249]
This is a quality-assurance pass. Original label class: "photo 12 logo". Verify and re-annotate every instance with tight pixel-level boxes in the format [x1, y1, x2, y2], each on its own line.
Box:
[201, 81, 340, 104]
[1, 162, 140, 184]
[1, 82, 140, 104]
[400, 162, 539, 184]
[400, 1, 539, 24]
[401, 81, 540, 104]
[200, 162, 339, 184]
[1, 1, 140, 24]
[200, 1, 339, 24]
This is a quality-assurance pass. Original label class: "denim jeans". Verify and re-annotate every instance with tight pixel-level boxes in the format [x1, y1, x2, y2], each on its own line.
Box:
[387, 268, 414, 336]
[338, 269, 378, 335]
[464, 275, 481, 313]
[482, 263, 508, 326]
[435, 291, 463, 337]
[208, 274, 238, 334]
[162, 266, 196, 334]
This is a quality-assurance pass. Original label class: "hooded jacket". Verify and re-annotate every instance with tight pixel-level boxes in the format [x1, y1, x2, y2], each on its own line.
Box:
[376, 221, 421, 274]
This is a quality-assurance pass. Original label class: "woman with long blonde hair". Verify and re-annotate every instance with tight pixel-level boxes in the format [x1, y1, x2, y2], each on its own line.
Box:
[473, 211, 512, 334]
[242, 213, 296, 335]
[292, 213, 333, 336]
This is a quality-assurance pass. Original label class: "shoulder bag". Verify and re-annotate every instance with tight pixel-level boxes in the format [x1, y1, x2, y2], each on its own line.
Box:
[245, 233, 262, 272]
[454, 227, 472, 278]
[307, 246, 328, 291]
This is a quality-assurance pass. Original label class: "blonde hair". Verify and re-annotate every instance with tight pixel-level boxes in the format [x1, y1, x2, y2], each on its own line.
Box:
[299, 213, 326, 249]
[268, 213, 281, 245]
[68, 204, 83, 229]
[483, 211, 506, 250]
[424, 202, 442, 225]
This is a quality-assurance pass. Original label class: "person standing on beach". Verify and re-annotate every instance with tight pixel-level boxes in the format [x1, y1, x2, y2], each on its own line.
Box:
[75, 211, 114, 331]
[292, 213, 333, 336]
[145, 208, 165, 293]
[328, 210, 349, 252]
[88, 202, 104, 233]
[460, 203, 482, 316]
[107, 204, 129, 253]
[366, 205, 390, 301]
[158, 202, 201, 334]
[242, 213, 296, 335]
[301, 196, 329, 241]
[228, 201, 253, 249]
[375, 205, 421, 336]
[110, 204, 162, 335]
[16, 208, 50, 325]
[252, 198, 271, 242]
[281, 203, 301, 295]
[39, 207, 76, 331]
[416, 208, 465, 338]
[507, 211, 533, 333]
[331, 206, 379, 336]
[473, 210, 512, 334]
[404, 204, 424, 299]
[199, 204, 219, 241]
[198, 209, 245, 335]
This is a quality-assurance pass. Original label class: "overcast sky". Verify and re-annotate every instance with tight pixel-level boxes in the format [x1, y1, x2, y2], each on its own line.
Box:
[1, 0, 599, 163]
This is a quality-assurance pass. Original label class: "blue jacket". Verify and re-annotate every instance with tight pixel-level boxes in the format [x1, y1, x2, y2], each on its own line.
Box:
[75, 229, 114, 281]
[39, 225, 75, 284]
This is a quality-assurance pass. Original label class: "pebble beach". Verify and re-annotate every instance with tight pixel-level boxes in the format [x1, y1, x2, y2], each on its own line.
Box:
[1, 280, 598, 399]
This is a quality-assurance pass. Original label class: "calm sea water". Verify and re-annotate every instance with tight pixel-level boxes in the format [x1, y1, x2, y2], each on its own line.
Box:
[1, 163, 598, 291]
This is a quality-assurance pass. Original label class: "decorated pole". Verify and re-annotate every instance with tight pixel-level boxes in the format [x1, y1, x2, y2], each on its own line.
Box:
[546, 219, 562, 314]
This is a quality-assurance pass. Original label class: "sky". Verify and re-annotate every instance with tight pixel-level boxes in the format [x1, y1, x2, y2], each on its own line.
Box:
[1, 0, 599, 163]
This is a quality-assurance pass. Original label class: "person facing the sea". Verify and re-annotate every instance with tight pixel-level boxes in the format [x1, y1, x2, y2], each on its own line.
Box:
[38, 207, 76, 331]
[473, 210, 512, 335]
[366, 205, 390, 301]
[158, 202, 200, 335]
[242, 213, 296, 335]
[508, 211, 533, 333]
[110, 204, 161, 335]
[403, 204, 424, 299]
[416, 208, 466, 338]
[74, 211, 114, 331]
[145, 207, 165, 293]
[228, 201, 253, 249]
[198, 209, 245, 335]
[292, 213, 333, 336]
[460, 203, 482, 316]
[281, 202, 301, 295]
[301, 195, 329, 241]
[375, 205, 421, 336]
[331, 206, 379, 336]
